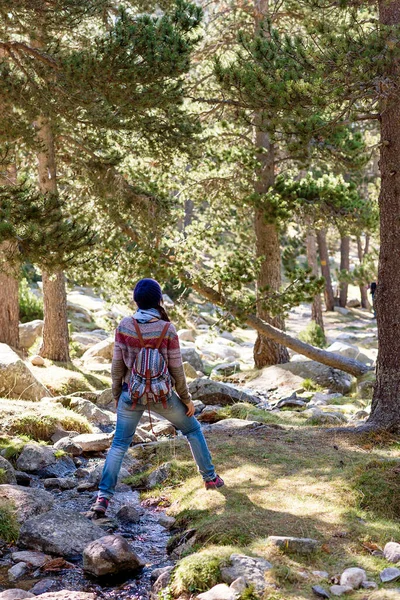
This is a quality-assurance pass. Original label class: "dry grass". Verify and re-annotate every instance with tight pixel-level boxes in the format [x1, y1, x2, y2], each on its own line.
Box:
[131, 426, 400, 599]
[31, 363, 111, 396]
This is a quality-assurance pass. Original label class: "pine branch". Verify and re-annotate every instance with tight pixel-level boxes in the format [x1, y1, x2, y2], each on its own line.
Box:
[0, 41, 59, 69]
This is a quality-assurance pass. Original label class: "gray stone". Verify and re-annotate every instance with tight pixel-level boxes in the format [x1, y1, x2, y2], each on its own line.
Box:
[196, 406, 223, 424]
[197, 584, 238, 600]
[12, 551, 50, 567]
[69, 397, 111, 426]
[384, 542, 400, 563]
[313, 571, 329, 579]
[0, 484, 53, 523]
[19, 509, 105, 556]
[151, 566, 174, 582]
[18, 320, 44, 351]
[220, 553, 273, 593]
[152, 422, 176, 437]
[334, 306, 350, 315]
[280, 358, 353, 394]
[16, 443, 56, 473]
[181, 347, 204, 371]
[311, 392, 342, 405]
[330, 585, 353, 596]
[183, 362, 198, 379]
[146, 463, 172, 489]
[275, 395, 306, 409]
[211, 362, 241, 377]
[362, 581, 378, 589]
[83, 534, 144, 576]
[340, 567, 367, 589]
[193, 400, 206, 414]
[0, 456, 16, 484]
[189, 379, 259, 406]
[247, 365, 305, 393]
[8, 562, 28, 581]
[157, 514, 176, 529]
[267, 536, 319, 554]
[152, 567, 174, 594]
[230, 578, 247, 595]
[72, 432, 113, 452]
[208, 419, 260, 432]
[28, 579, 57, 595]
[53, 436, 82, 456]
[43, 477, 77, 490]
[312, 586, 330, 599]
[34, 593, 96, 600]
[0, 591, 35, 600]
[96, 388, 115, 411]
[116, 505, 141, 524]
[305, 410, 346, 426]
[380, 568, 400, 583]
[88, 462, 129, 487]
[30, 355, 45, 367]
[0, 344, 49, 401]
[326, 342, 373, 366]
[37, 455, 76, 478]
[82, 338, 114, 362]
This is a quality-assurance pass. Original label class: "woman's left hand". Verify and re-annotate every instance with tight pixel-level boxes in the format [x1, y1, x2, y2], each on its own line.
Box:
[185, 400, 195, 417]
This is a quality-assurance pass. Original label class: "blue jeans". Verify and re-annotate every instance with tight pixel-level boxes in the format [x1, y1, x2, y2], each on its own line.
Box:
[98, 391, 216, 499]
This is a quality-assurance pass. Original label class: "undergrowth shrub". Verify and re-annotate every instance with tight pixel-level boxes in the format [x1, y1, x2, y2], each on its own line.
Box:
[19, 278, 43, 323]
[0, 436, 30, 461]
[0, 501, 19, 542]
[298, 321, 326, 348]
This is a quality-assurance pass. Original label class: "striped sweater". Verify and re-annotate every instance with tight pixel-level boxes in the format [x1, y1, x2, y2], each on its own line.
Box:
[111, 317, 191, 405]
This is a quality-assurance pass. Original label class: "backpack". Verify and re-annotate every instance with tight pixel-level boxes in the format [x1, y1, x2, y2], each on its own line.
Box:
[128, 319, 172, 408]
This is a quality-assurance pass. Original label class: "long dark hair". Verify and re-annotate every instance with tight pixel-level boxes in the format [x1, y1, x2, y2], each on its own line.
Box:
[157, 305, 171, 322]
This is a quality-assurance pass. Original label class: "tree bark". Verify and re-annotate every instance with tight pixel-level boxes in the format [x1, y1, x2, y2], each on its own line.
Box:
[317, 229, 335, 311]
[35, 115, 70, 362]
[357, 235, 371, 309]
[339, 234, 350, 308]
[0, 160, 19, 348]
[368, 0, 400, 430]
[306, 227, 324, 331]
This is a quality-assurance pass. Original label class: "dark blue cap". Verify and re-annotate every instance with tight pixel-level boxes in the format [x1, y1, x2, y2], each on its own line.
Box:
[133, 278, 163, 309]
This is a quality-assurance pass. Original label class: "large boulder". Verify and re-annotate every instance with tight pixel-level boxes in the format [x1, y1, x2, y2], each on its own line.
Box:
[16, 443, 57, 473]
[0, 344, 50, 401]
[82, 338, 114, 362]
[96, 388, 115, 411]
[326, 341, 373, 367]
[83, 534, 144, 576]
[189, 379, 259, 406]
[19, 510, 105, 556]
[69, 398, 111, 426]
[0, 591, 35, 600]
[180, 347, 204, 372]
[18, 320, 44, 351]
[277, 358, 353, 394]
[0, 456, 17, 484]
[247, 365, 305, 394]
[221, 553, 273, 594]
[0, 485, 53, 523]
[72, 432, 114, 452]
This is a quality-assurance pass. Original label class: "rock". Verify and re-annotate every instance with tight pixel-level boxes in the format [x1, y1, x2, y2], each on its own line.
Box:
[69, 398, 111, 426]
[53, 436, 83, 457]
[14, 471, 31, 487]
[311, 392, 342, 405]
[313, 571, 329, 580]
[11, 551, 50, 567]
[197, 406, 223, 424]
[0, 456, 16, 484]
[19, 509, 105, 556]
[380, 568, 400, 583]
[0, 344, 50, 401]
[267, 536, 319, 554]
[152, 567, 174, 594]
[88, 462, 129, 487]
[178, 329, 196, 343]
[30, 355, 45, 367]
[146, 463, 172, 489]
[247, 365, 305, 393]
[330, 585, 353, 596]
[43, 477, 77, 490]
[357, 373, 375, 400]
[72, 432, 113, 452]
[189, 379, 259, 406]
[181, 348, 204, 372]
[362, 581, 378, 589]
[193, 400, 206, 414]
[312, 586, 330, 599]
[305, 410, 346, 425]
[275, 395, 306, 409]
[197, 584, 238, 600]
[0, 591, 35, 600]
[183, 362, 198, 379]
[384, 542, 400, 563]
[340, 567, 367, 589]
[33, 593, 96, 600]
[220, 553, 273, 593]
[280, 359, 353, 394]
[347, 299, 361, 308]
[16, 443, 57, 473]
[152, 422, 176, 437]
[28, 580, 57, 595]
[82, 338, 114, 362]
[151, 565, 174, 582]
[0, 485, 53, 523]
[8, 562, 28, 581]
[208, 418, 260, 432]
[211, 362, 241, 378]
[116, 505, 141, 524]
[96, 388, 115, 410]
[18, 320, 44, 351]
[157, 514, 176, 529]
[230, 578, 247, 595]
[334, 306, 350, 315]
[326, 342, 373, 367]
[83, 534, 144, 577]
[37, 455, 76, 478]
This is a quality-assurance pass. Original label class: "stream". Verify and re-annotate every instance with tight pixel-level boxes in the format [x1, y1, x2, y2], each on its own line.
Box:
[0, 455, 174, 599]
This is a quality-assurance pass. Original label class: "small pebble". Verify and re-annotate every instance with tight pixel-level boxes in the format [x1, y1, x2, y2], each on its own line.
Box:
[312, 585, 330, 598]
[330, 585, 353, 596]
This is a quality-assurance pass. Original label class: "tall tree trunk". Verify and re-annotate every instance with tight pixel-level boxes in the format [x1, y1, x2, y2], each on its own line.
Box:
[368, 0, 400, 430]
[306, 228, 324, 332]
[357, 235, 371, 309]
[252, 0, 289, 368]
[0, 160, 19, 348]
[35, 116, 70, 362]
[316, 229, 335, 311]
[339, 234, 350, 308]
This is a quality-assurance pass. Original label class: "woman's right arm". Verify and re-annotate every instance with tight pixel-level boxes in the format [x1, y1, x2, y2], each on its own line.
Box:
[111, 330, 127, 402]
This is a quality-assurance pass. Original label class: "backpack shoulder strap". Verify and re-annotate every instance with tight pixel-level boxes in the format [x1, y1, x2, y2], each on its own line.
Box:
[156, 322, 171, 350]
[132, 318, 145, 348]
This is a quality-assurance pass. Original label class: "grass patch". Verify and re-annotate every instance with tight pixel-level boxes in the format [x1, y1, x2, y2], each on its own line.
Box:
[7, 410, 91, 441]
[123, 460, 198, 489]
[302, 378, 324, 392]
[171, 546, 234, 595]
[0, 500, 19, 542]
[0, 435, 31, 461]
[217, 403, 305, 427]
[353, 459, 400, 520]
[30, 363, 110, 396]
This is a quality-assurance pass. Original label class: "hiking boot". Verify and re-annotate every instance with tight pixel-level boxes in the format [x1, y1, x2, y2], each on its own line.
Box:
[90, 497, 109, 517]
[205, 475, 224, 490]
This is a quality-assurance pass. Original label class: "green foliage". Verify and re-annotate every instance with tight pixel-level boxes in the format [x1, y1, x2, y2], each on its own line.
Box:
[0, 436, 29, 461]
[0, 468, 7, 484]
[298, 321, 327, 348]
[0, 500, 19, 543]
[8, 412, 91, 441]
[19, 278, 43, 323]
[172, 547, 232, 594]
